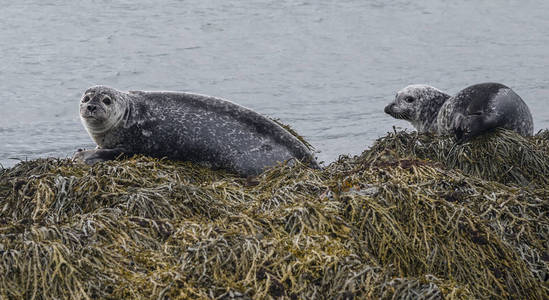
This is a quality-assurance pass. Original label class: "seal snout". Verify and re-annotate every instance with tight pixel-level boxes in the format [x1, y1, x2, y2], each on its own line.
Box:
[86, 104, 98, 112]
[80, 100, 107, 121]
[384, 103, 394, 114]
[81, 103, 101, 118]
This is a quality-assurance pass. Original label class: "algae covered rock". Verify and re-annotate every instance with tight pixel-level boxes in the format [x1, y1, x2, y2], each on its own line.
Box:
[0, 129, 548, 299]
[363, 128, 549, 187]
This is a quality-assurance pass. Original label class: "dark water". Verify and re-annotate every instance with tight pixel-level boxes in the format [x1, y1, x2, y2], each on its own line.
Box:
[1, 0, 548, 168]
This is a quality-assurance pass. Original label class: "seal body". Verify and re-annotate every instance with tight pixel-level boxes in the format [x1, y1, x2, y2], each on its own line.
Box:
[437, 83, 533, 141]
[76, 86, 318, 176]
[385, 83, 533, 143]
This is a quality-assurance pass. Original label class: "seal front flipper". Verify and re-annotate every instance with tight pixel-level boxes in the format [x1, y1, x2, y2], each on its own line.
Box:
[453, 115, 483, 144]
[453, 113, 500, 144]
[73, 148, 127, 165]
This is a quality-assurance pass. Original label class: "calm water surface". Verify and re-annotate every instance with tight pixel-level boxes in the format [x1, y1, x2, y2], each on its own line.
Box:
[1, 0, 548, 168]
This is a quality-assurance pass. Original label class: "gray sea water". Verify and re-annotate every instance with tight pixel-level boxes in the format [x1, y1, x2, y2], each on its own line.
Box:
[1, 0, 548, 168]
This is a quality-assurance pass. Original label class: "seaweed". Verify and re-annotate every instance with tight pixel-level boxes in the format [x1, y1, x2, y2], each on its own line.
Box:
[0, 129, 547, 299]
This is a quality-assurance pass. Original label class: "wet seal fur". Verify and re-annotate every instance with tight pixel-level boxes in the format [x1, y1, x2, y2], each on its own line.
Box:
[74, 86, 319, 177]
[384, 82, 533, 143]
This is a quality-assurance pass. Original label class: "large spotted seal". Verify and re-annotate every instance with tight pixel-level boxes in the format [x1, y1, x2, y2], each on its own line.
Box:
[74, 86, 319, 177]
[384, 83, 533, 142]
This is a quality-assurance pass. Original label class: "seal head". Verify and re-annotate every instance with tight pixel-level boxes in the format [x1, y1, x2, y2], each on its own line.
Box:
[384, 85, 451, 133]
[80, 86, 128, 145]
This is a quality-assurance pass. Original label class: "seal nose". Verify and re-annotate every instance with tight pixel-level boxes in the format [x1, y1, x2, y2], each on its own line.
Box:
[384, 103, 394, 114]
[87, 105, 97, 112]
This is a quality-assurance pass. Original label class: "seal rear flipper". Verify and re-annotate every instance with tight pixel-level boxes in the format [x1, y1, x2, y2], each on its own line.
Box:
[73, 148, 128, 165]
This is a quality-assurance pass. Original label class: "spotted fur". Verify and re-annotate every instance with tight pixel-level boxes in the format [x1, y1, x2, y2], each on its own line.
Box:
[384, 85, 451, 133]
[385, 83, 533, 142]
[76, 86, 319, 176]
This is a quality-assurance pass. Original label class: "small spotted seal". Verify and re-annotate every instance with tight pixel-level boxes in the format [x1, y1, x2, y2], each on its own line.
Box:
[384, 83, 533, 142]
[74, 86, 319, 177]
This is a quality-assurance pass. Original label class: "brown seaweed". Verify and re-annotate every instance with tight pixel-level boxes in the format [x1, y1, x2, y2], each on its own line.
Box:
[0, 129, 547, 299]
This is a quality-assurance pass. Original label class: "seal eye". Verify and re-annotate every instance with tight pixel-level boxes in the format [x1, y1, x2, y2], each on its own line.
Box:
[404, 96, 415, 103]
[82, 96, 90, 103]
[102, 97, 112, 105]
